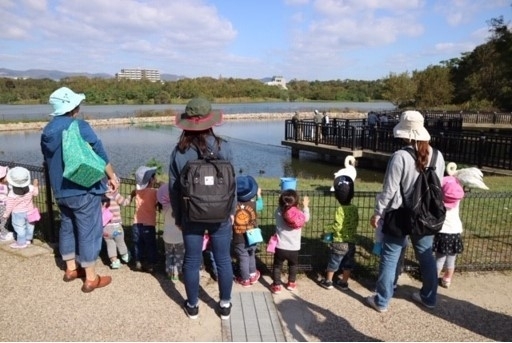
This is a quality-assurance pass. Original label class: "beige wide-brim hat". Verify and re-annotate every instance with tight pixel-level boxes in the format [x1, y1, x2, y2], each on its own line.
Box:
[393, 110, 431, 141]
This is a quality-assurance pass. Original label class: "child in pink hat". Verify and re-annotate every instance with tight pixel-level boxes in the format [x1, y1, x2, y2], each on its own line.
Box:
[432, 176, 465, 288]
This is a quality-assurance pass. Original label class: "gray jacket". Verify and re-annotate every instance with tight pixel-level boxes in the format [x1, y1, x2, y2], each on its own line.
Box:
[374, 146, 445, 217]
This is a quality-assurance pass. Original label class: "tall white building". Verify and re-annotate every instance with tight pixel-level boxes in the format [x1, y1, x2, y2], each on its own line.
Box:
[116, 68, 160, 82]
[265, 76, 287, 89]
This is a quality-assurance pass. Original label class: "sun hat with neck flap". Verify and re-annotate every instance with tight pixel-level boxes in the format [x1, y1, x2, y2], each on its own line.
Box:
[49, 87, 86, 116]
[393, 110, 431, 141]
[175, 97, 223, 131]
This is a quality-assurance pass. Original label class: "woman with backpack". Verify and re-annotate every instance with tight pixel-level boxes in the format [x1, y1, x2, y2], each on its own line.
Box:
[366, 110, 445, 313]
[168, 97, 236, 321]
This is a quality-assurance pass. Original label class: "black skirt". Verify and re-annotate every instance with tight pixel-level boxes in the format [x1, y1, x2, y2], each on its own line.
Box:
[433, 233, 464, 255]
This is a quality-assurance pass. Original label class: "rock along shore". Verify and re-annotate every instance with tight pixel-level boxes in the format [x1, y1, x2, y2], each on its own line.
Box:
[0, 111, 366, 132]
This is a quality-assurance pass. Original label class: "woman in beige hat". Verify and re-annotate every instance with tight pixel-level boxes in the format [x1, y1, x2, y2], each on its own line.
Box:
[367, 110, 445, 312]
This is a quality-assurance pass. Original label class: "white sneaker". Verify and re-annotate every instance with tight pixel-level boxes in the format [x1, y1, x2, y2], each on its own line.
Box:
[0, 232, 14, 241]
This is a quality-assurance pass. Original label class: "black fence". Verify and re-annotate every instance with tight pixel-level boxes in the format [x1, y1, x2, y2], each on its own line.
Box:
[285, 116, 512, 171]
[3, 160, 511, 278]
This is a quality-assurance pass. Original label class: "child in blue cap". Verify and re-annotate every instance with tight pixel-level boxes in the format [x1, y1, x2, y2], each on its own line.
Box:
[233, 175, 263, 287]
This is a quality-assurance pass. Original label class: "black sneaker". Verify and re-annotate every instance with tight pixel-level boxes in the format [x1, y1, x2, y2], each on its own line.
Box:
[320, 279, 334, 289]
[335, 279, 349, 290]
[217, 303, 232, 320]
[183, 301, 199, 319]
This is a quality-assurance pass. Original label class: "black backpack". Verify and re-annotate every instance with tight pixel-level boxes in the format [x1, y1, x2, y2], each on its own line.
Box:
[180, 145, 236, 223]
[402, 148, 446, 236]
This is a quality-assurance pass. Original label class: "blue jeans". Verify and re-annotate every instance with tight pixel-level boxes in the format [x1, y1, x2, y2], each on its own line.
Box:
[234, 242, 257, 281]
[131, 224, 158, 264]
[375, 233, 437, 309]
[58, 193, 103, 267]
[11, 211, 34, 245]
[182, 220, 233, 307]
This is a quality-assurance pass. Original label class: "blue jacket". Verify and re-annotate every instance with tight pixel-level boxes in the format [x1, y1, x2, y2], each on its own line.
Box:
[40, 116, 109, 199]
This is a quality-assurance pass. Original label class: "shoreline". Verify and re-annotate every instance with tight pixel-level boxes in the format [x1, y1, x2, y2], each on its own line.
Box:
[0, 111, 366, 132]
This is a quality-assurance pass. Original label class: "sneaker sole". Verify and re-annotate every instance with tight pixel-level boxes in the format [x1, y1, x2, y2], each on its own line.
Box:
[366, 296, 388, 313]
[183, 309, 199, 319]
[412, 292, 435, 309]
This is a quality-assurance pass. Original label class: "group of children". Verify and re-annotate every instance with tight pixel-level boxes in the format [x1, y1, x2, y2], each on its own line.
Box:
[0, 165, 40, 249]
[1, 160, 467, 293]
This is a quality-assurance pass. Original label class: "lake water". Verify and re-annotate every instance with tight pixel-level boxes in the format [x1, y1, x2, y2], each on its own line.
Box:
[0, 102, 394, 181]
[0, 101, 395, 120]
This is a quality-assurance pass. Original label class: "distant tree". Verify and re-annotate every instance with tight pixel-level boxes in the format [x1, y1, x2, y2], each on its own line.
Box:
[381, 72, 416, 108]
[413, 65, 453, 108]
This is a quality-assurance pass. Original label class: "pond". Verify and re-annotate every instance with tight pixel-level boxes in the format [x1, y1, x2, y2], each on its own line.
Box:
[0, 120, 386, 183]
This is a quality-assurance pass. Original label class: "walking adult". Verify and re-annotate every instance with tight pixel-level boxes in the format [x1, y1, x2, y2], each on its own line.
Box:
[41, 87, 119, 293]
[313, 109, 323, 139]
[322, 111, 330, 137]
[169, 97, 236, 320]
[366, 110, 445, 312]
[291, 111, 302, 140]
[367, 111, 379, 138]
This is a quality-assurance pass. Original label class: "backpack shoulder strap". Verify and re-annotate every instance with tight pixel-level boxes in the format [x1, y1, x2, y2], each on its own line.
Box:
[428, 148, 438, 169]
[402, 146, 417, 161]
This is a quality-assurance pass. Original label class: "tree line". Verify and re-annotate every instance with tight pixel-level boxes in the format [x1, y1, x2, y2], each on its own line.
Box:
[1, 17, 510, 111]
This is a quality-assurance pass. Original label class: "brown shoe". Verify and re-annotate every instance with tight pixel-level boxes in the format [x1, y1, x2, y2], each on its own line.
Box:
[63, 267, 86, 282]
[81, 275, 112, 293]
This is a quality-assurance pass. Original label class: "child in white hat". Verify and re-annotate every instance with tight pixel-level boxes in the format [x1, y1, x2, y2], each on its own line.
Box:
[0, 166, 13, 241]
[1, 167, 39, 249]
[129, 165, 159, 272]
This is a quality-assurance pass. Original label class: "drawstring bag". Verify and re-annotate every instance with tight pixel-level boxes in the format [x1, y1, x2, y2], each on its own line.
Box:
[62, 120, 106, 188]
[245, 227, 263, 246]
[202, 234, 210, 251]
[266, 234, 279, 253]
[27, 207, 41, 223]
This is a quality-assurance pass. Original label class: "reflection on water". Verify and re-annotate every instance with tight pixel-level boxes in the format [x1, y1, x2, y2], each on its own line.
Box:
[0, 121, 385, 182]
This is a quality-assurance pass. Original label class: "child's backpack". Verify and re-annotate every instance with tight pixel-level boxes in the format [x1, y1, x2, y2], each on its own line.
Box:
[283, 206, 306, 229]
[233, 203, 257, 234]
[402, 148, 446, 236]
[180, 146, 236, 223]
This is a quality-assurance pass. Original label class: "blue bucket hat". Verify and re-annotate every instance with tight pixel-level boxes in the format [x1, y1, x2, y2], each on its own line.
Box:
[49, 87, 86, 116]
[236, 175, 258, 202]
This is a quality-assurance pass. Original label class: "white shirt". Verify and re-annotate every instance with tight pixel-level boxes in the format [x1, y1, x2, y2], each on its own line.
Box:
[440, 202, 463, 234]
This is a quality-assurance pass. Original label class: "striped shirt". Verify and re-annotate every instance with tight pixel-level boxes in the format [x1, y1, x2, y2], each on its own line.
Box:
[3, 185, 39, 218]
[105, 190, 130, 226]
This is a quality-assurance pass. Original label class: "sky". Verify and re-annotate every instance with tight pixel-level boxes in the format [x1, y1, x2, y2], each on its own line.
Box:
[0, 0, 511, 81]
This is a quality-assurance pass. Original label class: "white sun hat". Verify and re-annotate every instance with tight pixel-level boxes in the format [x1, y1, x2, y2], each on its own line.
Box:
[6, 166, 31, 188]
[393, 110, 431, 141]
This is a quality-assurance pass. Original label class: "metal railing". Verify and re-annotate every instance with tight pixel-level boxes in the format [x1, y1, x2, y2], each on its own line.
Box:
[3, 160, 511, 277]
[285, 119, 512, 171]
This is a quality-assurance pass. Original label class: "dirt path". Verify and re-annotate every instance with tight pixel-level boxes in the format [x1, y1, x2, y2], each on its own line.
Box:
[1, 241, 511, 342]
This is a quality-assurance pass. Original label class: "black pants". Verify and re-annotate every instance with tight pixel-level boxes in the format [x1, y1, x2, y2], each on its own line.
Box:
[272, 248, 299, 285]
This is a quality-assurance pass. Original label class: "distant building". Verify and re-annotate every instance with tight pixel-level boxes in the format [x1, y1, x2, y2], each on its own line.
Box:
[116, 68, 160, 82]
[265, 76, 287, 89]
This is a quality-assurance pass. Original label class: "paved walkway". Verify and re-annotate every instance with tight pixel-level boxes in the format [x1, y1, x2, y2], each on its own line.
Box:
[1, 239, 512, 342]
